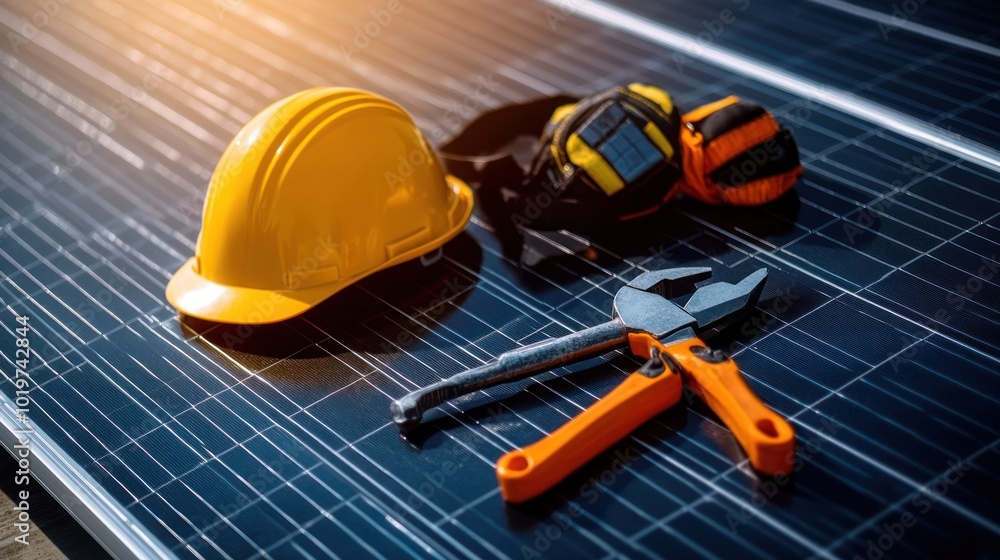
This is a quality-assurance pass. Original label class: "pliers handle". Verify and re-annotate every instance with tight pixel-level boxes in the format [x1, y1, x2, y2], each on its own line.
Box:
[496, 334, 795, 503]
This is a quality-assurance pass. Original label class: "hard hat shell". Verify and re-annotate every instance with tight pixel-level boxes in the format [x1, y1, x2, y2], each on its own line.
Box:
[166, 87, 474, 324]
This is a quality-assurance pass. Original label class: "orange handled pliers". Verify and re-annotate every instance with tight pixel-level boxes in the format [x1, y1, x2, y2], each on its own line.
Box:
[494, 268, 793, 502]
[392, 268, 794, 503]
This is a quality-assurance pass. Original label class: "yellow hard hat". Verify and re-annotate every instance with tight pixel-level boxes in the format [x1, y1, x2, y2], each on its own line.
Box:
[166, 87, 474, 324]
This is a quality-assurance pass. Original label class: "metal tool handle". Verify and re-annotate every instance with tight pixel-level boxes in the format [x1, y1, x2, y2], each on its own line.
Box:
[391, 321, 627, 431]
[496, 349, 683, 503]
[659, 336, 796, 475]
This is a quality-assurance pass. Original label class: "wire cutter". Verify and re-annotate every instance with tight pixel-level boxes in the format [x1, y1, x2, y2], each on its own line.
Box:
[391, 267, 794, 502]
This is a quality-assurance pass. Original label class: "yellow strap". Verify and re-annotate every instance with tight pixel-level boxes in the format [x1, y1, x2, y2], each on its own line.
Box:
[642, 122, 675, 160]
[567, 133, 625, 195]
[627, 83, 674, 116]
[549, 102, 577, 125]
[683, 96, 740, 124]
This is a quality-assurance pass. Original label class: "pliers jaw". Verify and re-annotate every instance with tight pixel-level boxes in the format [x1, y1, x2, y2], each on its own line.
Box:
[615, 266, 769, 343]
[684, 268, 768, 331]
[625, 266, 712, 297]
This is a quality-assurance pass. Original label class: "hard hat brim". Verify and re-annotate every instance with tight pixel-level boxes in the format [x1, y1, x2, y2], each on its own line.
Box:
[165, 257, 339, 325]
[166, 174, 474, 325]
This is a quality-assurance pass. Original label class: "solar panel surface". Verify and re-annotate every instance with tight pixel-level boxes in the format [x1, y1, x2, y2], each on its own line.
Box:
[1, 0, 999, 558]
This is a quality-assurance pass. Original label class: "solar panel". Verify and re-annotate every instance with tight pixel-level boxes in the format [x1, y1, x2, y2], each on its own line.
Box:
[1, 0, 998, 558]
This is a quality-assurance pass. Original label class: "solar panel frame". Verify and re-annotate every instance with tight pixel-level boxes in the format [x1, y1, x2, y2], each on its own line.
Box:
[1, 0, 999, 558]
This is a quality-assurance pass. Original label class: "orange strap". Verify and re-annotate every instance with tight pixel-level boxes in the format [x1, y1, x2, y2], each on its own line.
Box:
[676, 125, 718, 204]
[703, 116, 781, 172]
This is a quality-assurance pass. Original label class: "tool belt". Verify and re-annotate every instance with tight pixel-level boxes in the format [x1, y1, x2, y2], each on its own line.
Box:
[441, 85, 801, 233]
[678, 96, 802, 206]
[440, 83, 683, 232]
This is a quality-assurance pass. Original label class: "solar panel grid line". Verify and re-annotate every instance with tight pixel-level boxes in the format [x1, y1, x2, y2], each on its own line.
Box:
[117, 217, 192, 267]
[70, 12, 251, 148]
[804, 368, 1000, 476]
[0, 110, 184, 248]
[0, 80, 141, 179]
[0, 114, 64, 183]
[16, 370, 125, 462]
[251, 477, 356, 557]
[627, 431, 834, 558]
[1, 0, 1000, 556]
[698, 4, 1000, 148]
[0, 397, 172, 560]
[891, 0, 1000, 34]
[800, 168, 927, 223]
[0, 64, 147, 170]
[154, 346, 482, 556]
[3, 282, 92, 348]
[557, 0, 1000, 173]
[657, 522, 727, 560]
[810, 0, 1000, 66]
[268, 445, 482, 558]
[304, 325, 555, 454]
[692, 505, 799, 560]
[397, 5, 564, 97]
[660, 0, 1000, 107]
[194, 457, 328, 556]
[688, 165, 984, 302]
[1, 281, 132, 367]
[645, 433, 878, 548]
[198, 1, 457, 112]
[853, 375, 985, 443]
[812, 433, 1000, 552]
[674, 213, 1000, 398]
[352, 252, 860, 492]
[0, 114, 63, 190]
[435, 3, 600, 90]
[0, 48, 142, 136]
[342, 405, 660, 553]
[808, 130, 956, 179]
[882, 353, 1000, 423]
[792, 39, 967, 106]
